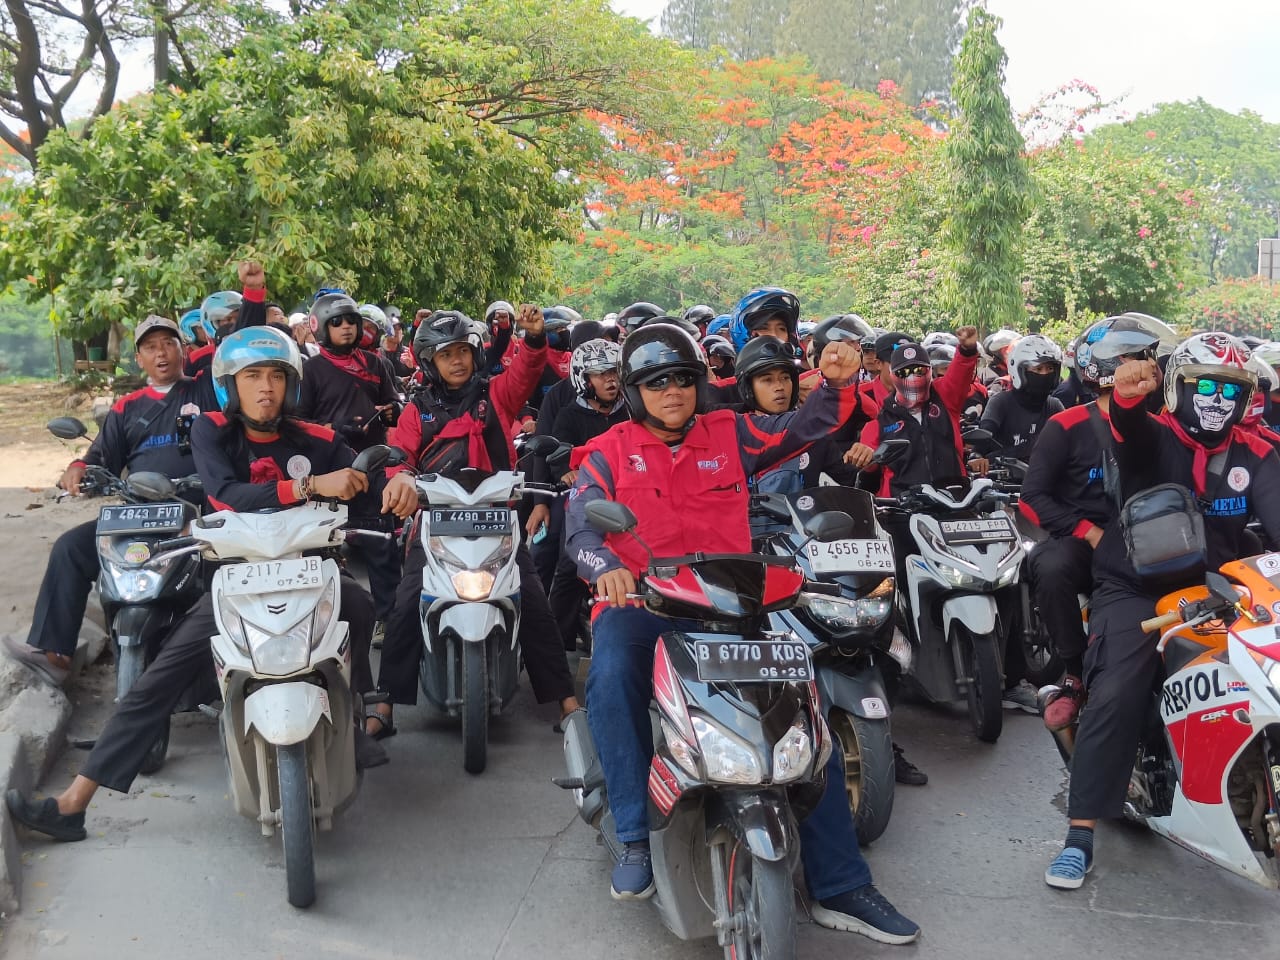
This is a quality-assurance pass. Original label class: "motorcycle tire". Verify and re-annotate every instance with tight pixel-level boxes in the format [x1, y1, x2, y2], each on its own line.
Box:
[277, 741, 316, 908]
[1019, 603, 1064, 688]
[955, 625, 1003, 743]
[828, 709, 895, 846]
[726, 841, 796, 960]
[138, 717, 171, 776]
[462, 640, 489, 775]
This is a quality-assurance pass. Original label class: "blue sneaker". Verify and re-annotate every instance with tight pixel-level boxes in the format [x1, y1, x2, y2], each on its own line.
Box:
[1044, 847, 1093, 889]
[610, 840, 655, 900]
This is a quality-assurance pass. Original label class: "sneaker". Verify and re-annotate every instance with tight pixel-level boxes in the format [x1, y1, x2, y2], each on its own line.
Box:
[5, 789, 86, 842]
[812, 884, 921, 944]
[0, 635, 69, 687]
[892, 743, 927, 786]
[610, 840, 655, 900]
[1044, 846, 1093, 890]
[1001, 680, 1041, 715]
[354, 727, 390, 770]
[1043, 676, 1086, 731]
[371, 621, 385, 650]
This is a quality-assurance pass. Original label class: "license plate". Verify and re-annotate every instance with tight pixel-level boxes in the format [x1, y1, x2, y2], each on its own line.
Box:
[429, 508, 513, 536]
[938, 517, 1014, 545]
[96, 502, 186, 534]
[694, 639, 815, 683]
[804, 538, 894, 575]
[221, 557, 324, 596]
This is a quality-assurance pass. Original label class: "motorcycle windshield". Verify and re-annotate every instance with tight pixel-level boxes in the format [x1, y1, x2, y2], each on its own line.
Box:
[784, 486, 878, 536]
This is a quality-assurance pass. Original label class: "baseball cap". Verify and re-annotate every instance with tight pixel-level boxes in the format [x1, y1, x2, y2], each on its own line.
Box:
[288, 311, 309, 328]
[874, 331, 913, 362]
[889, 341, 929, 374]
[134, 315, 181, 348]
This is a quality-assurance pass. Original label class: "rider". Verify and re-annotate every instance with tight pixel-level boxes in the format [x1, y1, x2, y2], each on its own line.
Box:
[682, 303, 716, 339]
[726, 287, 804, 361]
[1043, 332, 1280, 890]
[380, 308, 414, 379]
[367, 307, 580, 740]
[564, 323, 920, 944]
[1, 316, 217, 686]
[978, 334, 1065, 461]
[4, 327, 408, 841]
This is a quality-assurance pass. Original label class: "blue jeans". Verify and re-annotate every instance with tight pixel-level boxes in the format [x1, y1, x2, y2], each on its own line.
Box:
[586, 605, 872, 899]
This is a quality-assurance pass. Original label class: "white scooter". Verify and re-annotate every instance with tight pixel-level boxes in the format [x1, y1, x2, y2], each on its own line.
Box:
[875, 474, 1024, 742]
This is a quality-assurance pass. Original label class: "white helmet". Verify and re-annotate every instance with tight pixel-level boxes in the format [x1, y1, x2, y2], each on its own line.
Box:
[981, 328, 1020, 365]
[922, 331, 959, 350]
[1008, 334, 1063, 390]
[569, 338, 621, 399]
[1163, 332, 1255, 415]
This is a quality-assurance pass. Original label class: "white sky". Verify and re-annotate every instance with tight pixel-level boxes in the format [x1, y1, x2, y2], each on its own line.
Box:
[612, 0, 1280, 123]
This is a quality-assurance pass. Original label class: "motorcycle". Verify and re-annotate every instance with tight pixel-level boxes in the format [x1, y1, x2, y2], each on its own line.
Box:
[47, 416, 208, 774]
[877, 473, 1024, 742]
[375, 436, 563, 774]
[751, 483, 906, 845]
[560, 499, 843, 960]
[157, 446, 388, 908]
[1049, 558, 1280, 888]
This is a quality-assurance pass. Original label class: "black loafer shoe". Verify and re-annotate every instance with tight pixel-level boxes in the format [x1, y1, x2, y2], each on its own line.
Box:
[5, 789, 87, 842]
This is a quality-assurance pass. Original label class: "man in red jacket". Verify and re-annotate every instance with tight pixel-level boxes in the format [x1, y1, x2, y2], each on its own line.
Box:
[564, 323, 919, 944]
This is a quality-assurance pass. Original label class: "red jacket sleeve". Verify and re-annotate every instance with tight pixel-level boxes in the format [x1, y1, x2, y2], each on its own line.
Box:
[935, 347, 978, 415]
[386, 402, 423, 477]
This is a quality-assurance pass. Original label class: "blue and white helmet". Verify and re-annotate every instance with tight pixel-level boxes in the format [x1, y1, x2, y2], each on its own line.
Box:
[200, 290, 243, 340]
[212, 327, 303, 421]
[178, 308, 205, 344]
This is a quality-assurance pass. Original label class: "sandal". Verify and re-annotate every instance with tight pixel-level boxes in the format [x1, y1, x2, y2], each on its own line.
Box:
[365, 709, 397, 741]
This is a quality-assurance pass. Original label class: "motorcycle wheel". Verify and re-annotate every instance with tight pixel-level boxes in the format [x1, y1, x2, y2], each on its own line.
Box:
[955, 625, 1003, 743]
[829, 709, 895, 846]
[139, 717, 171, 775]
[725, 841, 796, 960]
[277, 742, 316, 908]
[1019, 602, 1064, 688]
[117, 644, 170, 774]
[462, 640, 489, 775]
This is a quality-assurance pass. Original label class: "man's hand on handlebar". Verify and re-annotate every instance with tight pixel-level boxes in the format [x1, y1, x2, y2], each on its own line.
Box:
[967, 457, 989, 477]
[59, 462, 86, 497]
[843, 443, 875, 469]
[313, 468, 368, 501]
[381, 471, 418, 519]
[595, 568, 637, 608]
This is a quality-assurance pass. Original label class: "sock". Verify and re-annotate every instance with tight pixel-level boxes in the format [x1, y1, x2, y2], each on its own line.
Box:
[1064, 825, 1094, 865]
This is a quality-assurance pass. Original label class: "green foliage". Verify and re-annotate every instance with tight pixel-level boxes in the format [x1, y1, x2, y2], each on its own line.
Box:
[1180, 277, 1280, 338]
[0, 288, 56, 376]
[0, 0, 687, 339]
[1090, 100, 1280, 281]
[940, 7, 1032, 333]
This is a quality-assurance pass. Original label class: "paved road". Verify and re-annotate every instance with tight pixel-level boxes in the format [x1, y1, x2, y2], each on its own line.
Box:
[6, 654, 1280, 960]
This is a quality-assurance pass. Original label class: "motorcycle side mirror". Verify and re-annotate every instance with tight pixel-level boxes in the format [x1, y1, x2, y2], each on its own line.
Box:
[351, 444, 404, 475]
[962, 427, 995, 454]
[873, 439, 910, 465]
[47, 417, 89, 440]
[127, 471, 177, 502]
[1206, 571, 1239, 607]
[585, 500, 637, 534]
[523, 435, 560, 458]
[803, 510, 856, 543]
[546, 442, 575, 478]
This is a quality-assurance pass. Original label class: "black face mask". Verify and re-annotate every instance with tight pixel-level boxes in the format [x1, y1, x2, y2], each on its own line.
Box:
[1174, 381, 1240, 448]
[1018, 370, 1058, 403]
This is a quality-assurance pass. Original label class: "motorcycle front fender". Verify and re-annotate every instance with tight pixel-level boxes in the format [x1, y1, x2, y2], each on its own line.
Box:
[243, 682, 333, 746]
[817, 662, 890, 720]
[437, 601, 506, 645]
[942, 593, 999, 640]
[711, 790, 792, 863]
[112, 604, 166, 648]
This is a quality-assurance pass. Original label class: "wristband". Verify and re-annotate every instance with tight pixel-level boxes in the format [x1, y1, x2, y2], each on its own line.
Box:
[299, 475, 314, 501]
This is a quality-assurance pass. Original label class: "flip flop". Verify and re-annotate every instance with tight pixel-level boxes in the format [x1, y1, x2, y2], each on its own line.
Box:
[365, 709, 397, 741]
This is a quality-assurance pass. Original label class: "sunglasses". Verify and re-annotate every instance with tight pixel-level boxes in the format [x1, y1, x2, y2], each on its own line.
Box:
[1194, 378, 1245, 401]
[328, 315, 361, 328]
[641, 371, 698, 391]
[895, 365, 929, 378]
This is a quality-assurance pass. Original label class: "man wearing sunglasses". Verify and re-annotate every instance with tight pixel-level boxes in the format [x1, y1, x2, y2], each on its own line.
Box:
[1044, 332, 1280, 890]
[564, 323, 920, 944]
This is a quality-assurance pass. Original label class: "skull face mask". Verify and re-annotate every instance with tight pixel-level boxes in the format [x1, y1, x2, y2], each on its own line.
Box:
[1176, 378, 1244, 446]
[893, 367, 932, 410]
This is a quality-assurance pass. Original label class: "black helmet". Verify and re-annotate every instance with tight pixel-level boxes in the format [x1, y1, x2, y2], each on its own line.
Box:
[683, 304, 716, 326]
[619, 322, 707, 427]
[617, 301, 665, 333]
[542, 306, 576, 352]
[735, 336, 800, 412]
[412, 310, 484, 387]
[642, 313, 701, 339]
[812, 313, 873, 360]
[307, 293, 362, 349]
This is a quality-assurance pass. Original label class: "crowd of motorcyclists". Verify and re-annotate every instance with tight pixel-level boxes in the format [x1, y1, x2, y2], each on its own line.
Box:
[7, 260, 1280, 946]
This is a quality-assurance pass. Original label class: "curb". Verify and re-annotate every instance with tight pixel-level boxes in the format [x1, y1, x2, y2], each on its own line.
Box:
[0, 732, 32, 918]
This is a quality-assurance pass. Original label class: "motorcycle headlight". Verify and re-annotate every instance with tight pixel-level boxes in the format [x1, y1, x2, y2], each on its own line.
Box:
[691, 715, 762, 784]
[662, 719, 699, 777]
[310, 577, 337, 646]
[244, 616, 313, 676]
[772, 716, 814, 783]
[930, 557, 983, 588]
[994, 563, 1020, 588]
[430, 536, 512, 601]
[452, 569, 496, 601]
[806, 594, 893, 631]
[98, 537, 178, 602]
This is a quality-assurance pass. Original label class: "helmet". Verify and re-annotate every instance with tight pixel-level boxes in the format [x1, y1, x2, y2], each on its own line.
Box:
[797, 320, 817, 341]
[1008, 334, 1063, 390]
[706, 314, 732, 338]
[569, 338, 622, 400]
[812, 314, 873, 360]
[701, 334, 736, 361]
[735, 336, 800, 412]
[927, 343, 956, 371]
[728, 287, 800, 350]
[211, 326, 303, 425]
[922, 331, 959, 350]
[412, 310, 484, 386]
[200, 290, 243, 340]
[385, 305, 402, 325]
[1163, 332, 1255, 416]
[483, 300, 515, 337]
[308, 293, 362, 348]
[641, 313, 700, 339]
[1111, 312, 1180, 358]
[543, 306, 578, 352]
[1075, 318, 1123, 388]
[981, 329, 1020, 368]
[544, 305, 583, 325]
[619, 323, 707, 425]
[1244, 352, 1274, 421]
[617, 301, 665, 333]
[683, 304, 716, 327]
[178, 308, 204, 344]
[358, 303, 391, 349]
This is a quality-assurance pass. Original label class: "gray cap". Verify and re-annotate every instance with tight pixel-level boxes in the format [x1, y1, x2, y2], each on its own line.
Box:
[134, 315, 181, 347]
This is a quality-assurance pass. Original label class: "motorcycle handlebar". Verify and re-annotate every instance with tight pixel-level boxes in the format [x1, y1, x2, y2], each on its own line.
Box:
[1141, 611, 1181, 634]
[154, 535, 197, 553]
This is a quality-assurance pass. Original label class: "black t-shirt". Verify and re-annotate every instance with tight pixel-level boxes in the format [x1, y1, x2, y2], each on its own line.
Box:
[297, 350, 399, 451]
[79, 378, 219, 479]
[979, 389, 1064, 461]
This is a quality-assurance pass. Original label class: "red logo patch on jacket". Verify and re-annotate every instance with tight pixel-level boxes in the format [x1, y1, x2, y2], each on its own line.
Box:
[249, 457, 286, 485]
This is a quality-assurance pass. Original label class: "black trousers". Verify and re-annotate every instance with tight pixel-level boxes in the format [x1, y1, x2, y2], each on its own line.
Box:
[1066, 584, 1159, 820]
[347, 515, 404, 622]
[529, 496, 565, 592]
[82, 576, 374, 794]
[1028, 536, 1094, 672]
[378, 541, 574, 705]
[548, 543, 589, 652]
[29, 520, 99, 657]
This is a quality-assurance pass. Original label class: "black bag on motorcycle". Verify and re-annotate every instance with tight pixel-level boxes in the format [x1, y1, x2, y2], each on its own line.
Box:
[1118, 483, 1208, 589]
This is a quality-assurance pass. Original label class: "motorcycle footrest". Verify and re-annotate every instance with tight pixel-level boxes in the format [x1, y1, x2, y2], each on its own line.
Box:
[552, 776, 585, 790]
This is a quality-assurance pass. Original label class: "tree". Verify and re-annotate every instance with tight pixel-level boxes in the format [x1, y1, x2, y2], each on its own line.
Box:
[660, 0, 788, 62]
[1090, 99, 1280, 281]
[1181, 277, 1280, 338]
[940, 6, 1032, 333]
